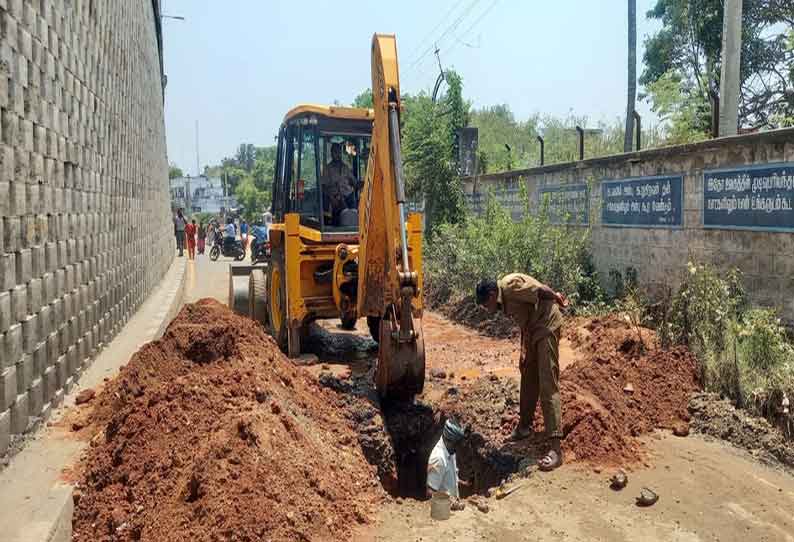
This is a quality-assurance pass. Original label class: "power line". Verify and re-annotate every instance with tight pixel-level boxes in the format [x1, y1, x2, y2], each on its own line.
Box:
[413, 0, 499, 82]
[405, 0, 465, 63]
[407, 0, 481, 73]
[444, 0, 500, 59]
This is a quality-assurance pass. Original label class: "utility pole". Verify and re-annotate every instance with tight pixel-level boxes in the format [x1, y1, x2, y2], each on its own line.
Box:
[719, 0, 742, 136]
[195, 120, 201, 176]
[624, 0, 637, 152]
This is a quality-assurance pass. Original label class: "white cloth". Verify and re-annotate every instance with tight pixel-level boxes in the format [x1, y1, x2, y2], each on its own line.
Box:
[223, 223, 236, 239]
[427, 437, 459, 498]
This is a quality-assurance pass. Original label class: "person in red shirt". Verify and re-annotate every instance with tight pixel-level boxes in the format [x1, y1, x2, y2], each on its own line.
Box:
[185, 219, 197, 260]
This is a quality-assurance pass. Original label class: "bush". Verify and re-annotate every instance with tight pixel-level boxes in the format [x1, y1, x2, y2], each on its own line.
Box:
[658, 262, 794, 433]
[425, 192, 603, 309]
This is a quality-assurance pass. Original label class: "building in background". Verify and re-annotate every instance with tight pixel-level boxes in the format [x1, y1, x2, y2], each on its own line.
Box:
[170, 175, 238, 214]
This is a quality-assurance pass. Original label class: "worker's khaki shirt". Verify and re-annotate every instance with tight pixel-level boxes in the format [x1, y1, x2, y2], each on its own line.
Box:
[497, 273, 563, 335]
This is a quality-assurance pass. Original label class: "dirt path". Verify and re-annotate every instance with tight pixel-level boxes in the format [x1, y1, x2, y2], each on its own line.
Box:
[308, 310, 794, 542]
[358, 432, 794, 542]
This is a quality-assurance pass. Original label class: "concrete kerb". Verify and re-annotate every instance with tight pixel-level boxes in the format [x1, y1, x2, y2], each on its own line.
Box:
[0, 255, 187, 542]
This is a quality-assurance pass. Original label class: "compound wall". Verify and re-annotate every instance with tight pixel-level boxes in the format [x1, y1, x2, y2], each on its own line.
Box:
[464, 128, 794, 322]
[0, 0, 172, 454]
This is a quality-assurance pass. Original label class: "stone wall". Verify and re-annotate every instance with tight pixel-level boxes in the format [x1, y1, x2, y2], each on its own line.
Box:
[0, 0, 172, 454]
[464, 128, 794, 321]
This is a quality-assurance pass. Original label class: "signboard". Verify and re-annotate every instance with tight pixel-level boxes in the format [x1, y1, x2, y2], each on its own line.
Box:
[538, 183, 589, 225]
[601, 175, 683, 227]
[457, 127, 479, 177]
[704, 163, 794, 232]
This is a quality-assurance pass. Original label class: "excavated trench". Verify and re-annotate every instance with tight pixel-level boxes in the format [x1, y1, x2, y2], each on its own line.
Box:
[318, 369, 521, 498]
[309, 322, 523, 498]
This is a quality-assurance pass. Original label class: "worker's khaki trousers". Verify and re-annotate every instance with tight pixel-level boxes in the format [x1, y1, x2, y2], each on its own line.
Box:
[519, 328, 563, 439]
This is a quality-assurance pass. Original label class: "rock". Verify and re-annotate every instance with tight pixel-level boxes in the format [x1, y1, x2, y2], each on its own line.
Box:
[75, 389, 96, 405]
[294, 353, 319, 366]
[672, 422, 690, 437]
[610, 470, 628, 490]
[254, 388, 269, 403]
[430, 368, 447, 379]
[71, 420, 85, 432]
[636, 487, 659, 507]
[446, 386, 459, 396]
[623, 383, 635, 394]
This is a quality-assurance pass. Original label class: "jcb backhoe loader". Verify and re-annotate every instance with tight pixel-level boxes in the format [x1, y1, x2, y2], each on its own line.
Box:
[237, 34, 425, 400]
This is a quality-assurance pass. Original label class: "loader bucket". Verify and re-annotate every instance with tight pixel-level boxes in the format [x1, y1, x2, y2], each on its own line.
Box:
[376, 315, 425, 400]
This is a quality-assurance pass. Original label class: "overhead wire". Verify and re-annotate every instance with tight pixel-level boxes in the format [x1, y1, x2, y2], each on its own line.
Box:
[412, 0, 500, 83]
[404, 0, 465, 64]
[406, 0, 482, 74]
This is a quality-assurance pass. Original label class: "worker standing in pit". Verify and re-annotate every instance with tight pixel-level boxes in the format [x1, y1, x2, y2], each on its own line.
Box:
[427, 420, 467, 510]
[476, 274, 569, 471]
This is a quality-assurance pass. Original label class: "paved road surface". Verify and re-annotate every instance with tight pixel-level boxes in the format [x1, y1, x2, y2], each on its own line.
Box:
[183, 252, 238, 304]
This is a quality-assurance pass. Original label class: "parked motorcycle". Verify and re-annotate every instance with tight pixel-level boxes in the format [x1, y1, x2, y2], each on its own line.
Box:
[210, 237, 245, 261]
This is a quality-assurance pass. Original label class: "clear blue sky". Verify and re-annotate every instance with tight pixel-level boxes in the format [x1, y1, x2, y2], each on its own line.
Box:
[162, 0, 661, 175]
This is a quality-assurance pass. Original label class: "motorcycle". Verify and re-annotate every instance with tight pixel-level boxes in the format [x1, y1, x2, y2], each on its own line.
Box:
[209, 236, 245, 261]
[250, 238, 271, 264]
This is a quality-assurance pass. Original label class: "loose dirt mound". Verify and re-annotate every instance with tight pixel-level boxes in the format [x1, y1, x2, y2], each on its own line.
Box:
[440, 315, 700, 470]
[429, 293, 518, 339]
[689, 392, 794, 471]
[72, 299, 383, 542]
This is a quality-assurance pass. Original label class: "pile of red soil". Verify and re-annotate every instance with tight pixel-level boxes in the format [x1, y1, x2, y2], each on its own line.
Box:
[441, 315, 700, 466]
[72, 299, 383, 542]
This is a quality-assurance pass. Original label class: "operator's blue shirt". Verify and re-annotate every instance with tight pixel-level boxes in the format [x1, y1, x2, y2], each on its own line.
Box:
[240, 222, 249, 234]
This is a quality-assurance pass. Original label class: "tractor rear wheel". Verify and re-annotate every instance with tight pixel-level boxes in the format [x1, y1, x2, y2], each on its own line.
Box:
[267, 250, 289, 352]
[248, 269, 268, 326]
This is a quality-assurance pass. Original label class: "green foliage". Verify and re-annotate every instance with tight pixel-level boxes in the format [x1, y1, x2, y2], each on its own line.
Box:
[656, 261, 794, 424]
[642, 0, 794, 131]
[644, 71, 711, 144]
[468, 106, 666, 173]
[352, 89, 373, 109]
[425, 193, 602, 309]
[235, 177, 270, 222]
[401, 71, 468, 234]
[203, 143, 277, 221]
[662, 262, 745, 360]
[169, 164, 184, 179]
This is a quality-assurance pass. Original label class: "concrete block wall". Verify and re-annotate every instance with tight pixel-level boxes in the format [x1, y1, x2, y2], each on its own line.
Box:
[0, 0, 172, 455]
[464, 128, 794, 322]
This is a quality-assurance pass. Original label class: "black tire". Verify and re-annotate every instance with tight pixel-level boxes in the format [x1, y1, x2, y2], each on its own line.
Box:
[234, 247, 246, 261]
[367, 315, 381, 343]
[267, 249, 289, 352]
[248, 269, 268, 326]
[209, 245, 220, 261]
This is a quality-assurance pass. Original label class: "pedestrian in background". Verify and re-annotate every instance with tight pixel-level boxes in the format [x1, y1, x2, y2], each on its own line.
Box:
[185, 219, 197, 260]
[174, 209, 187, 257]
[240, 219, 249, 252]
[197, 222, 207, 255]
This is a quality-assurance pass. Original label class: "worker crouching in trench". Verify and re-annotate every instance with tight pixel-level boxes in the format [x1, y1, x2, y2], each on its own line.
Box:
[476, 273, 569, 471]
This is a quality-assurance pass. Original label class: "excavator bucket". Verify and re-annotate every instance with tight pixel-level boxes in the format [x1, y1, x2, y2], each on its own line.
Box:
[376, 313, 425, 400]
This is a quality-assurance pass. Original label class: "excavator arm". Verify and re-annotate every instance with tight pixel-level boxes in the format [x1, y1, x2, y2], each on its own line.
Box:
[357, 34, 425, 400]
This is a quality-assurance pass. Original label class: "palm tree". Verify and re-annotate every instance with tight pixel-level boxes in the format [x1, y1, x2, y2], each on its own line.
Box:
[624, 0, 637, 152]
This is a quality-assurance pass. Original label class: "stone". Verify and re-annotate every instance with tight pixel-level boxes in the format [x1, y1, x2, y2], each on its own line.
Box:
[74, 388, 95, 405]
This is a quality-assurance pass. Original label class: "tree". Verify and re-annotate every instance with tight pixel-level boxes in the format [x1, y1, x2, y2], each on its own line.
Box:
[625, 0, 637, 152]
[402, 71, 467, 235]
[352, 89, 373, 109]
[235, 143, 256, 172]
[642, 0, 794, 132]
[169, 164, 184, 179]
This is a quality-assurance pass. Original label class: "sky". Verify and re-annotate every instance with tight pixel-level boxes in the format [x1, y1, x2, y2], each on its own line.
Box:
[162, 0, 662, 175]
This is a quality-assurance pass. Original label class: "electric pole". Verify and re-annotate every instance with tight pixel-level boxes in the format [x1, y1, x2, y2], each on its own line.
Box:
[719, 0, 742, 136]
